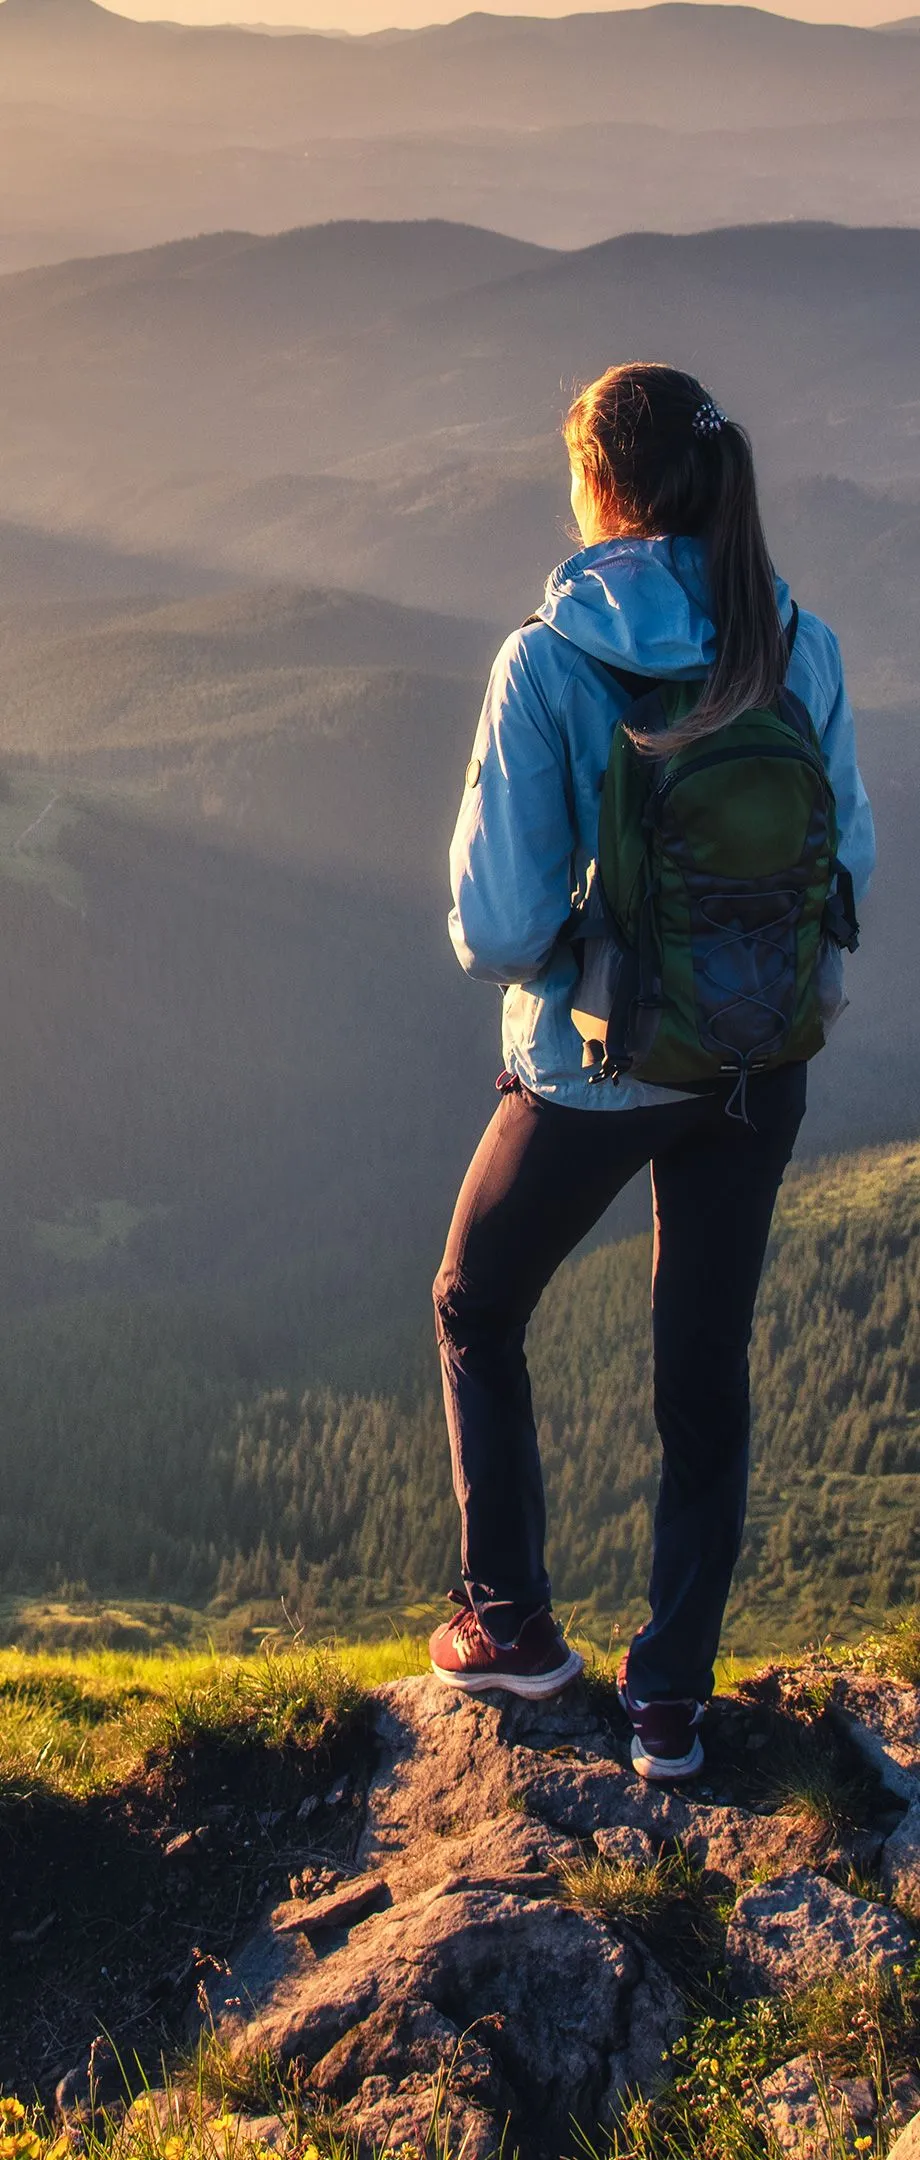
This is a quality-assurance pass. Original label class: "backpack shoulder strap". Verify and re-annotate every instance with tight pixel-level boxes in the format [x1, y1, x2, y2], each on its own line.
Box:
[784, 600, 799, 668]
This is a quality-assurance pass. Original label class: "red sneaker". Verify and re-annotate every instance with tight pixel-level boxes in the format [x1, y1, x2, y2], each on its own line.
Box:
[429, 1592, 584, 1700]
[617, 1654, 705, 1781]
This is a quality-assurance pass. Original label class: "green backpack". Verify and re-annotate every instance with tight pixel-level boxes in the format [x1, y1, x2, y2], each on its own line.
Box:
[569, 607, 860, 1116]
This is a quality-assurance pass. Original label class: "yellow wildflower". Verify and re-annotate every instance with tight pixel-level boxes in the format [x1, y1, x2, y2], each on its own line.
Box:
[0, 2108, 25, 2125]
[163, 2137, 186, 2159]
[302, 2144, 321, 2160]
[46, 2139, 73, 2160]
[211, 2120, 235, 2134]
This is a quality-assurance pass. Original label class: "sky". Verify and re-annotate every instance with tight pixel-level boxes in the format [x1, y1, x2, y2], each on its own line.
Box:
[101, 0, 912, 32]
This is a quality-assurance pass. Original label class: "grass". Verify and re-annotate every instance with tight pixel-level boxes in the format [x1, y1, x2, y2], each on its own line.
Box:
[0, 1636, 426, 1800]
[852, 1607, 920, 1688]
[560, 1848, 733, 2010]
[0, 1620, 778, 1805]
[1, 2048, 521, 2160]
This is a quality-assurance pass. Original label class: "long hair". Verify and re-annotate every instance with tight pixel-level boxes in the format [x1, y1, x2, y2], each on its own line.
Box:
[563, 362, 786, 753]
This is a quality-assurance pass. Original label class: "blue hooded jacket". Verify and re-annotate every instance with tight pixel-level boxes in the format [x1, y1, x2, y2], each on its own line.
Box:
[448, 535, 876, 1112]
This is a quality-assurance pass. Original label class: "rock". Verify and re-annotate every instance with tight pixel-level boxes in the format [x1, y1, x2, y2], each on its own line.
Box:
[124, 2092, 194, 2136]
[310, 1998, 501, 2105]
[357, 1682, 531, 1896]
[890, 2075, 920, 2131]
[163, 1826, 212, 1866]
[888, 2110, 920, 2160]
[757, 2053, 875, 2157]
[834, 2077, 876, 2121]
[199, 1678, 685, 2155]
[683, 1804, 829, 1884]
[828, 1676, 920, 1802]
[356, 1678, 598, 1900]
[125, 2099, 290, 2154]
[726, 1867, 915, 1997]
[271, 1873, 390, 1938]
[518, 1758, 693, 1840]
[208, 1880, 683, 2149]
[55, 2039, 124, 2122]
[594, 1825, 657, 1868]
[335, 2072, 500, 2160]
[881, 1800, 920, 1918]
[219, 2116, 291, 2153]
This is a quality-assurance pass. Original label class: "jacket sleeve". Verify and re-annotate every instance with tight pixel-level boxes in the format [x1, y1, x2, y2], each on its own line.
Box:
[448, 629, 575, 984]
[813, 632, 877, 907]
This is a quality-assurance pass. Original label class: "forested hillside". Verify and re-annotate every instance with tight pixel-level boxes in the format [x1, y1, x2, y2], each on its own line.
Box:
[1, 1141, 915, 1648]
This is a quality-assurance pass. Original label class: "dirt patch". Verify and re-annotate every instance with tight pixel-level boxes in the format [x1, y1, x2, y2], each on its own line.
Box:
[1, 1717, 375, 2103]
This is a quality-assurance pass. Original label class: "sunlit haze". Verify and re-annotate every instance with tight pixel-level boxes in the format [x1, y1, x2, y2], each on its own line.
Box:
[76, 0, 913, 32]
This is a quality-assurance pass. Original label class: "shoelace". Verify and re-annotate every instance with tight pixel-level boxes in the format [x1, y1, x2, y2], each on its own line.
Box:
[450, 1602, 487, 1651]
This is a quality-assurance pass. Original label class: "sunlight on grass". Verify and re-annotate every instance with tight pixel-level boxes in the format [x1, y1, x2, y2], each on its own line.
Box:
[775, 1140, 920, 1235]
[0, 1634, 430, 1799]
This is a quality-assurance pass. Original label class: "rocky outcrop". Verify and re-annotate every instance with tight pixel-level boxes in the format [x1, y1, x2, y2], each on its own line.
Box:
[179, 1672, 920, 2159]
[197, 1680, 684, 2157]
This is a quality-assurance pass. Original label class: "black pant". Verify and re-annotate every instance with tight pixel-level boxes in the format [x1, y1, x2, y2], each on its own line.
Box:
[433, 1064, 806, 1702]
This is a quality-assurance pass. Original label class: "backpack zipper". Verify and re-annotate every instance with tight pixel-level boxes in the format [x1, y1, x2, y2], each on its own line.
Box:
[653, 737, 828, 812]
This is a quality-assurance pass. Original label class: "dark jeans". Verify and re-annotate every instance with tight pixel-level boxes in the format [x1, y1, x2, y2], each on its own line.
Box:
[433, 1064, 806, 1702]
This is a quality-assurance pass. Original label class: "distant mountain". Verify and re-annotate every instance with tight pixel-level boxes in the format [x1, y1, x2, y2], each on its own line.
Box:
[0, 517, 227, 602]
[1, 220, 917, 603]
[2, 1, 917, 132]
[1, 2, 918, 269]
[0, 582, 497, 881]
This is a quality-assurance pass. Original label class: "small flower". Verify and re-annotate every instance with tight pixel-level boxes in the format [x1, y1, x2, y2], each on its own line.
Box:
[211, 2119, 235, 2134]
[0, 2108, 25, 2125]
[164, 2137, 186, 2159]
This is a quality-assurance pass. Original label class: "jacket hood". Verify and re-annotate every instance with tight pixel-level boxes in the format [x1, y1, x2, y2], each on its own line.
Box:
[537, 534, 793, 679]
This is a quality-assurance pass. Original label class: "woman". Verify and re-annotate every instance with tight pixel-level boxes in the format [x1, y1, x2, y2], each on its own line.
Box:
[428, 363, 875, 1781]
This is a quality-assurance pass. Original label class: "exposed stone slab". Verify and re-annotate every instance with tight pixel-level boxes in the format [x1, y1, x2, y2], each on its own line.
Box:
[309, 1996, 500, 2105]
[357, 1679, 604, 1897]
[726, 1867, 915, 1997]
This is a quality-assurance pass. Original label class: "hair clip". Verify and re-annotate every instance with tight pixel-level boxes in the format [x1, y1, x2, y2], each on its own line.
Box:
[692, 400, 727, 439]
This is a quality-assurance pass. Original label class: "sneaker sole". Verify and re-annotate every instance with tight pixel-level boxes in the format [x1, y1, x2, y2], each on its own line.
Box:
[629, 1732, 705, 1782]
[429, 1647, 584, 1700]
